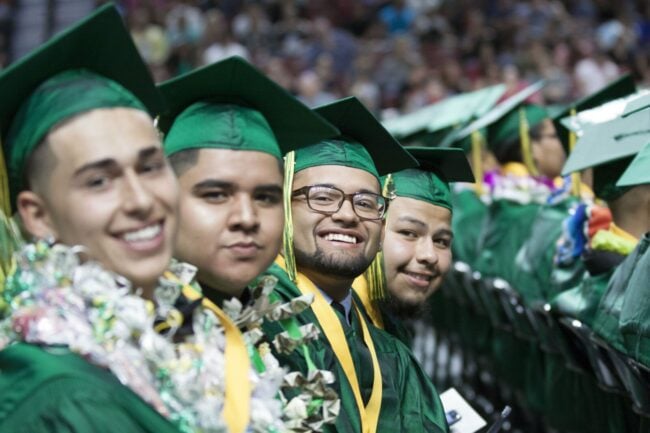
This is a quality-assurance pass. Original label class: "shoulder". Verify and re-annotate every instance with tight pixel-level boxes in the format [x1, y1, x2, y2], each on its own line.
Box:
[0, 344, 178, 433]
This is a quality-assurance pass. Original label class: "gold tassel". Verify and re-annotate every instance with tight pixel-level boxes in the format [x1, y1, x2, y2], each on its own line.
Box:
[568, 107, 581, 197]
[364, 175, 393, 301]
[0, 136, 10, 217]
[519, 107, 539, 176]
[282, 151, 298, 283]
[471, 130, 484, 195]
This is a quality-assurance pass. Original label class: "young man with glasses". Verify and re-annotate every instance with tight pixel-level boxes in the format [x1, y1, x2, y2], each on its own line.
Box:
[261, 97, 449, 433]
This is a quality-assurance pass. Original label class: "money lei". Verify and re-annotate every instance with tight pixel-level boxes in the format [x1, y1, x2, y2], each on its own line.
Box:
[0, 242, 339, 432]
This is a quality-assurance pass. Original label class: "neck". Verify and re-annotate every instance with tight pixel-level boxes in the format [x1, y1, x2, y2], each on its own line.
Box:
[300, 268, 352, 302]
[197, 271, 246, 299]
[609, 186, 650, 240]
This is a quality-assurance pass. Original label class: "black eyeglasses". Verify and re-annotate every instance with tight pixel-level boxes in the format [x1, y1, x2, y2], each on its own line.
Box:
[292, 185, 387, 220]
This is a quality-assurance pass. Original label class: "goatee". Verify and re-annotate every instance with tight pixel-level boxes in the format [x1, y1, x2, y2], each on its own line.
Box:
[294, 245, 372, 279]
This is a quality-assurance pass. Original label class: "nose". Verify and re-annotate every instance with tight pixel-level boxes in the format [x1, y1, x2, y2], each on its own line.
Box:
[416, 239, 439, 266]
[228, 193, 260, 233]
[331, 197, 359, 225]
[121, 171, 154, 217]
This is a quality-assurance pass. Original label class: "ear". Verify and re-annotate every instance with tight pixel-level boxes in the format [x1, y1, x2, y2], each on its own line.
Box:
[16, 190, 58, 240]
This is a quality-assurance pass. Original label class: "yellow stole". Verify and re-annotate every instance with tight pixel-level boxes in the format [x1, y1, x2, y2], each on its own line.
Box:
[163, 272, 251, 433]
[352, 275, 385, 329]
[275, 256, 383, 433]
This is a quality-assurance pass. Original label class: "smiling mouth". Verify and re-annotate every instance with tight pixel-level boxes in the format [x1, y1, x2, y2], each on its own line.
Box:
[321, 233, 359, 244]
[402, 270, 435, 283]
[120, 223, 162, 242]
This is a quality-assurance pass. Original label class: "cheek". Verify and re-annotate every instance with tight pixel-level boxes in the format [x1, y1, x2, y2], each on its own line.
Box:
[178, 199, 226, 242]
[261, 206, 285, 249]
[290, 205, 317, 249]
[437, 249, 452, 275]
[52, 192, 116, 243]
[151, 173, 180, 211]
[382, 235, 413, 272]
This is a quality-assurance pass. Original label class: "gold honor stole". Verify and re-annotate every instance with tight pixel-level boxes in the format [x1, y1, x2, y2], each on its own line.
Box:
[275, 256, 383, 433]
[163, 271, 251, 433]
[352, 276, 385, 329]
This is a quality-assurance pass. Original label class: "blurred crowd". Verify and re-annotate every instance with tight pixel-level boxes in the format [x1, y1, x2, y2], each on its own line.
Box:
[3, 0, 650, 117]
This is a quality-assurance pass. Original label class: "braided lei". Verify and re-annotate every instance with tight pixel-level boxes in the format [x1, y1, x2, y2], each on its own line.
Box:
[0, 241, 339, 433]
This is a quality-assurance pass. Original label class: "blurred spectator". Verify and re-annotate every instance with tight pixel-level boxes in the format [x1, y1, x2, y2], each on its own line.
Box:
[296, 70, 336, 107]
[379, 0, 415, 35]
[202, 9, 248, 64]
[4, 0, 646, 113]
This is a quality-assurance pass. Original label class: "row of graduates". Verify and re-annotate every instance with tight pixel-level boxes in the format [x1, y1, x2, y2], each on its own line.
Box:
[0, 5, 476, 433]
[390, 56, 650, 431]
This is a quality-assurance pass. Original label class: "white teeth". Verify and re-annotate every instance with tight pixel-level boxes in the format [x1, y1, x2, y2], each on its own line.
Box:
[122, 224, 161, 242]
[405, 271, 432, 281]
[324, 233, 358, 244]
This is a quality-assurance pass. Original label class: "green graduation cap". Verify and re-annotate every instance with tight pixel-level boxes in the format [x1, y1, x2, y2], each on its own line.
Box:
[553, 74, 636, 153]
[158, 56, 338, 159]
[623, 93, 650, 117]
[382, 84, 505, 143]
[0, 4, 163, 213]
[293, 97, 418, 180]
[561, 107, 650, 200]
[617, 142, 650, 187]
[453, 81, 545, 144]
[387, 146, 474, 212]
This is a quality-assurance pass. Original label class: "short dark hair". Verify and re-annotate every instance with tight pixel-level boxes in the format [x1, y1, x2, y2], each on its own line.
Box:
[168, 148, 200, 176]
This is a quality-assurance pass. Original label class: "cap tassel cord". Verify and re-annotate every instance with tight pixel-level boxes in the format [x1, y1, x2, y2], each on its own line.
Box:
[282, 151, 298, 283]
[519, 107, 539, 176]
[471, 130, 484, 195]
[569, 107, 582, 197]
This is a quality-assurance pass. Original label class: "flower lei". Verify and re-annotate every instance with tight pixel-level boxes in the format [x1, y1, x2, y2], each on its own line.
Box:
[0, 241, 338, 433]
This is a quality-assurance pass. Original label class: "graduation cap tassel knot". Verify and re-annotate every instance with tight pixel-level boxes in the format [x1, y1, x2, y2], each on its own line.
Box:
[282, 151, 298, 283]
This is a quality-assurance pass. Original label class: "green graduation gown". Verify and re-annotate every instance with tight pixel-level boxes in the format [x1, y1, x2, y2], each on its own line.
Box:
[261, 263, 448, 433]
[0, 343, 180, 433]
[450, 188, 487, 268]
[619, 234, 650, 365]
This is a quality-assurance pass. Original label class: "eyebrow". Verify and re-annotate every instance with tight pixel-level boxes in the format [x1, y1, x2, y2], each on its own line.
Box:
[254, 184, 283, 193]
[397, 216, 427, 228]
[73, 145, 162, 177]
[434, 228, 454, 240]
[192, 179, 234, 191]
[310, 183, 380, 194]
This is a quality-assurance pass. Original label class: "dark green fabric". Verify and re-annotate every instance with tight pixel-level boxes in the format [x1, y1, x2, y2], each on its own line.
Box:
[7, 70, 147, 204]
[550, 271, 612, 327]
[261, 263, 449, 433]
[591, 238, 648, 353]
[613, 235, 650, 363]
[157, 56, 339, 157]
[294, 139, 380, 182]
[473, 199, 542, 284]
[450, 188, 488, 268]
[164, 102, 281, 158]
[487, 104, 548, 150]
[511, 200, 576, 304]
[311, 97, 418, 176]
[0, 343, 180, 433]
[618, 142, 650, 187]
[387, 146, 474, 211]
[592, 156, 634, 201]
[389, 168, 452, 211]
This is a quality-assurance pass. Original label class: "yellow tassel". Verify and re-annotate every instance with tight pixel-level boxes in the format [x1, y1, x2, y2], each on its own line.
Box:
[568, 107, 581, 197]
[364, 175, 393, 301]
[471, 130, 484, 195]
[0, 136, 10, 217]
[282, 151, 298, 283]
[519, 107, 539, 176]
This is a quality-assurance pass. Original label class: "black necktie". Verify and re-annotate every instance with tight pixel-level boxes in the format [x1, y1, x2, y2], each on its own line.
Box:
[331, 300, 349, 324]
